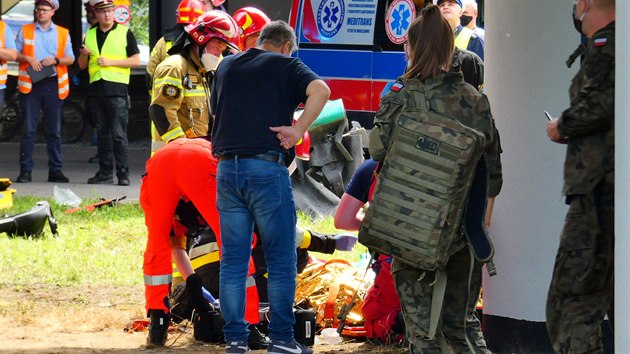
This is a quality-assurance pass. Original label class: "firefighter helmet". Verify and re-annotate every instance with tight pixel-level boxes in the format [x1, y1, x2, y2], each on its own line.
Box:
[233, 7, 271, 51]
[177, 0, 205, 25]
[185, 10, 240, 53]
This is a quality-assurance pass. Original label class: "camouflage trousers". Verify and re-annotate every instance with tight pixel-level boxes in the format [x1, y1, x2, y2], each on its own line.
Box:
[392, 246, 490, 354]
[546, 177, 614, 354]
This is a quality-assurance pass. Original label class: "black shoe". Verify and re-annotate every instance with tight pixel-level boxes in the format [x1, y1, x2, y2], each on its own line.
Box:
[117, 175, 130, 186]
[16, 170, 32, 183]
[48, 170, 69, 183]
[248, 324, 270, 350]
[87, 171, 113, 184]
[146, 310, 169, 347]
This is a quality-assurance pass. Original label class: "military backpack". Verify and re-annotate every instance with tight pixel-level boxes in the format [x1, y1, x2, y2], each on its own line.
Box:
[359, 79, 487, 271]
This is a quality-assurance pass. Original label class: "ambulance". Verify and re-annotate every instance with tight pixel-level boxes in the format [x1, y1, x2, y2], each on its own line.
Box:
[289, 0, 424, 127]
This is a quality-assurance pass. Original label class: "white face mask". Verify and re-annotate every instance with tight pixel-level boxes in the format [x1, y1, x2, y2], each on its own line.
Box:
[200, 53, 220, 71]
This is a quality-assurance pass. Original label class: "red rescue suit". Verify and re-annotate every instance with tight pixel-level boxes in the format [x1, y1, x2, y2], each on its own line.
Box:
[141, 138, 259, 323]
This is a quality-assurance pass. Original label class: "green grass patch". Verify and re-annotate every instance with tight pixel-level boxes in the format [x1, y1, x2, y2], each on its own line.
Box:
[0, 197, 363, 288]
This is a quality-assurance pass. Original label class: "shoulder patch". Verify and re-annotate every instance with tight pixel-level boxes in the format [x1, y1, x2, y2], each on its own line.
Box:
[593, 37, 607, 47]
[390, 81, 404, 92]
[163, 84, 181, 99]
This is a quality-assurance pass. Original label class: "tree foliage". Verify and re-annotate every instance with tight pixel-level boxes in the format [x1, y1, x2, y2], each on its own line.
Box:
[129, 0, 149, 45]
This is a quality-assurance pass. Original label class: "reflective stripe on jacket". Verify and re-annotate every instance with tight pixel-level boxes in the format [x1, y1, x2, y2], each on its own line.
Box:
[17, 23, 70, 99]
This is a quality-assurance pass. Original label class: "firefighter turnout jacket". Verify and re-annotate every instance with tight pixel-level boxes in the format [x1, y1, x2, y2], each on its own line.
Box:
[149, 53, 212, 154]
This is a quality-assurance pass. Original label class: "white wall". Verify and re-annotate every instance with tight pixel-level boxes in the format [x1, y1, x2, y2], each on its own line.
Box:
[615, 0, 628, 350]
[483, 0, 579, 321]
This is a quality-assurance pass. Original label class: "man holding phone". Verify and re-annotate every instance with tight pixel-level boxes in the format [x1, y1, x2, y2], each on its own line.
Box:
[545, 0, 615, 352]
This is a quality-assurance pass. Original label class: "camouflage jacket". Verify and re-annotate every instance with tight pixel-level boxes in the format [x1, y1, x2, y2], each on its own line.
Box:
[369, 71, 503, 197]
[558, 22, 615, 195]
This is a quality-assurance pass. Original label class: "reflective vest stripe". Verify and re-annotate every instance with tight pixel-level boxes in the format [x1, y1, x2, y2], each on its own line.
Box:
[184, 88, 205, 96]
[0, 22, 8, 85]
[17, 23, 70, 99]
[144, 273, 173, 286]
[154, 76, 182, 87]
[190, 242, 219, 260]
[455, 27, 473, 51]
[85, 25, 131, 84]
[172, 250, 220, 277]
[161, 127, 186, 143]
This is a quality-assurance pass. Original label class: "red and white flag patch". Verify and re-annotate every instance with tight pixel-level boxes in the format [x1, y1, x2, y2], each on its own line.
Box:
[593, 37, 607, 47]
[390, 82, 404, 92]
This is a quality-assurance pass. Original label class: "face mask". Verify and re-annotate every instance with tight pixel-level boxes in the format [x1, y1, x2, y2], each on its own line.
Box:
[572, 2, 586, 35]
[460, 14, 473, 27]
[201, 53, 220, 71]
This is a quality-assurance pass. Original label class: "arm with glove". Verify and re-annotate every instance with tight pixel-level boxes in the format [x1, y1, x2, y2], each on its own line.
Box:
[296, 227, 358, 254]
[172, 248, 219, 309]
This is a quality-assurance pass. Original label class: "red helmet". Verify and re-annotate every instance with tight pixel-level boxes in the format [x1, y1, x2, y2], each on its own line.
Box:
[177, 0, 205, 25]
[233, 7, 271, 51]
[185, 10, 240, 53]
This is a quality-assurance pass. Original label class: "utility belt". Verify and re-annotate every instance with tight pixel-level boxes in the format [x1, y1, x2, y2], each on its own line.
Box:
[218, 151, 284, 165]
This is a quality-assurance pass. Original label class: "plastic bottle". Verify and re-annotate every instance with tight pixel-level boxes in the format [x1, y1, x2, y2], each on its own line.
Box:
[53, 185, 82, 207]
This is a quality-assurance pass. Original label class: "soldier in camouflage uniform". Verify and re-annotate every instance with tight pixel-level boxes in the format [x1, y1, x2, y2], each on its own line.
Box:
[545, 1, 615, 353]
[368, 6, 502, 353]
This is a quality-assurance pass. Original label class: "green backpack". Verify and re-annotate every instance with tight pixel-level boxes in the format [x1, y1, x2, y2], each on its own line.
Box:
[359, 80, 487, 271]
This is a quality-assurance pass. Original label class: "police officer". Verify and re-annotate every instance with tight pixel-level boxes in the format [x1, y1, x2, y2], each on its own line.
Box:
[146, 0, 206, 155]
[148, 10, 239, 152]
[545, 1, 615, 353]
[437, 0, 484, 60]
[15, 0, 74, 184]
[79, 0, 141, 186]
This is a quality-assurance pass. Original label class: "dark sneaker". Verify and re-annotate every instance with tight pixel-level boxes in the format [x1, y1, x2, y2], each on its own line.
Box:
[117, 176, 130, 186]
[48, 170, 69, 183]
[16, 170, 31, 183]
[146, 310, 169, 347]
[268, 339, 313, 354]
[226, 340, 250, 353]
[87, 171, 113, 184]
[248, 324, 270, 350]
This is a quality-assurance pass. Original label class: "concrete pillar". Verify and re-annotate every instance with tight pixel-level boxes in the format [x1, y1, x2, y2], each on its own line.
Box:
[481, 0, 582, 351]
[615, 0, 629, 351]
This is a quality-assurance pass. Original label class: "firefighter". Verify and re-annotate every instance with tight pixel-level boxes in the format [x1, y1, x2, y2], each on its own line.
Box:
[233, 6, 271, 51]
[148, 10, 239, 154]
[145, 0, 205, 90]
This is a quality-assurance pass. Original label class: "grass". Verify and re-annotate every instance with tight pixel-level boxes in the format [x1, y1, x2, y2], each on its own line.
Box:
[0, 196, 365, 288]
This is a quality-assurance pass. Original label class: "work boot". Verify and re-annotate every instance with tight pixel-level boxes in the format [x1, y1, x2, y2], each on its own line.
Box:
[117, 170, 130, 186]
[16, 170, 31, 183]
[146, 310, 169, 347]
[247, 324, 270, 350]
[87, 170, 113, 184]
[48, 170, 69, 183]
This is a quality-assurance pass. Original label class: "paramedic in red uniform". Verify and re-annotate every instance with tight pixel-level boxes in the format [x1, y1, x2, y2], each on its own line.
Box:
[140, 138, 222, 347]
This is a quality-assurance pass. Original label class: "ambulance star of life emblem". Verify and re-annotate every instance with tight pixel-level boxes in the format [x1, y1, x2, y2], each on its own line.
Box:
[163, 84, 180, 99]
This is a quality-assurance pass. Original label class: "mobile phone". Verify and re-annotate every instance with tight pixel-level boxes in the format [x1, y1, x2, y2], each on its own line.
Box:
[544, 111, 553, 121]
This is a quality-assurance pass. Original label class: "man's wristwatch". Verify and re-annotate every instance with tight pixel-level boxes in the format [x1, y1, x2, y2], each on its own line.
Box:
[54, 58, 60, 65]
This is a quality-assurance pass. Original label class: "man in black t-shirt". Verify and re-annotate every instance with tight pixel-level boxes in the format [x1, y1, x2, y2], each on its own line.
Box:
[211, 20, 329, 354]
[78, 0, 140, 186]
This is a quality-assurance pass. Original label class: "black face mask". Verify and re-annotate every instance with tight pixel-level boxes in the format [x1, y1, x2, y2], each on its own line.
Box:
[572, 3, 584, 35]
[460, 14, 473, 27]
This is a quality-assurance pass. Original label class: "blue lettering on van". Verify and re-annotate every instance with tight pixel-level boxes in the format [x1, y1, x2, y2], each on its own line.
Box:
[347, 17, 372, 26]
[317, 0, 345, 38]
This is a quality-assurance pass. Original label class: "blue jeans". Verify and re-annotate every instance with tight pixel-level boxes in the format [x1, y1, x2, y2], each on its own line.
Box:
[19, 79, 63, 171]
[217, 154, 297, 343]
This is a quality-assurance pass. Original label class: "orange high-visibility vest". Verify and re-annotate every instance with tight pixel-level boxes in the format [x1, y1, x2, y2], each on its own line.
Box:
[17, 23, 70, 99]
[0, 21, 9, 86]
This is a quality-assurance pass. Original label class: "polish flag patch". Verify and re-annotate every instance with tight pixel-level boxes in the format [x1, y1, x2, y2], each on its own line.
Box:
[593, 37, 607, 47]
[390, 82, 404, 92]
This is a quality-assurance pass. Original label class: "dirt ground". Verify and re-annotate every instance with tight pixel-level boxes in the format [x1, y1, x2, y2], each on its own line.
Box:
[0, 284, 406, 354]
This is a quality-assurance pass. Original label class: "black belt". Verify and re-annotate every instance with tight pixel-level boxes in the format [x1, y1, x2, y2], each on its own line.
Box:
[218, 152, 284, 164]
